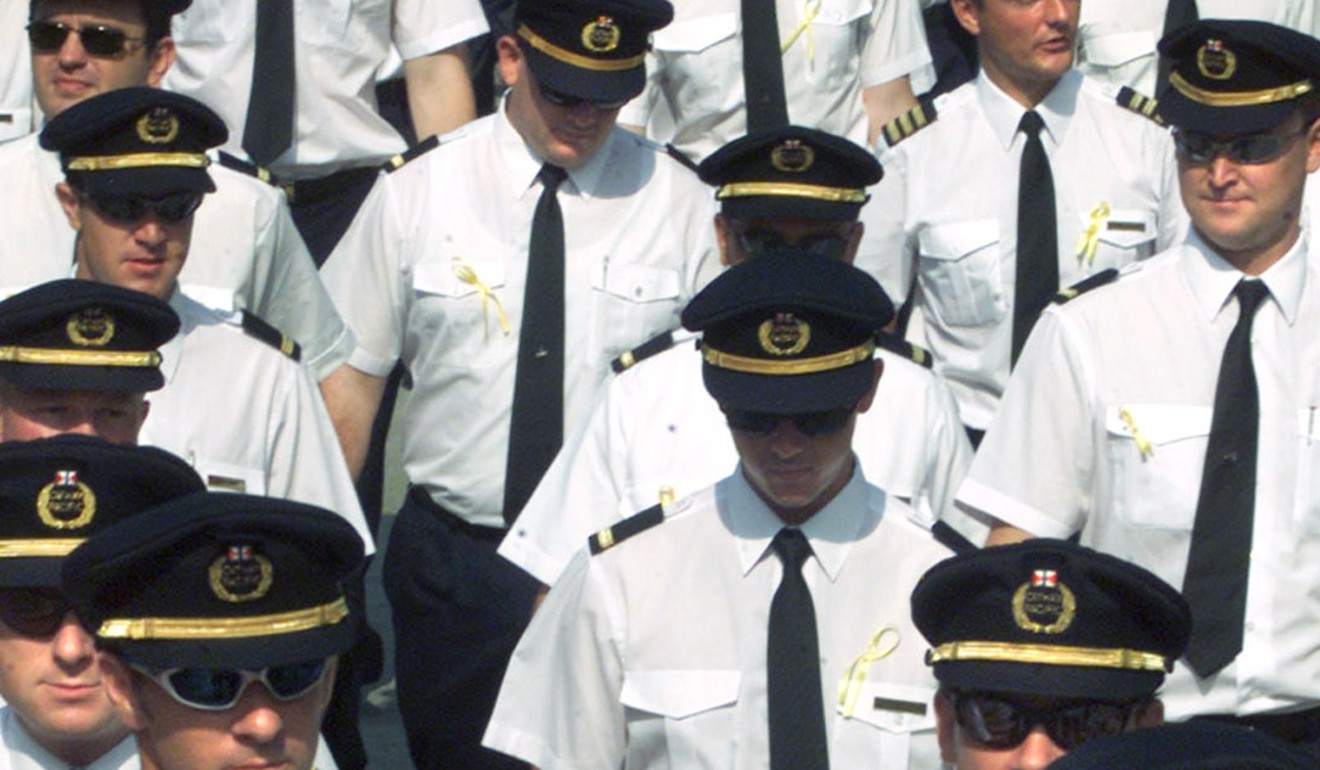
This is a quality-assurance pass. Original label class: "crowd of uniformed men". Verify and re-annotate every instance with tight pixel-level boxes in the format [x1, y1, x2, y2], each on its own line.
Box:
[0, 0, 1318, 769]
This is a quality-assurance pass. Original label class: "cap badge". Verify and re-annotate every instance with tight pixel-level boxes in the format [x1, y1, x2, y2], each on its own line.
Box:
[1197, 39, 1237, 81]
[65, 307, 115, 347]
[582, 16, 621, 53]
[36, 470, 96, 530]
[136, 107, 180, 145]
[209, 544, 274, 603]
[1011, 568, 1076, 635]
[770, 140, 815, 173]
[758, 312, 811, 357]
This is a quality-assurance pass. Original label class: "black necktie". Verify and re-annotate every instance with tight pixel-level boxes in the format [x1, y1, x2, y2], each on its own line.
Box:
[768, 528, 829, 770]
[243, 0, 296, 166]
[503, 164, 567, 526]
[1012, 111, 1058, 365]
[1157, 0, 1199, 92]
[742, 0, 789, 131]
[1183, 279, 1269, 678]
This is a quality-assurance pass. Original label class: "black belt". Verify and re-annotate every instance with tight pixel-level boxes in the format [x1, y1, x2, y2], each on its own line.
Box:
[406, 486, 506, 544]
[281, 165, 380, 206]
[1195, 706, 1320, 744]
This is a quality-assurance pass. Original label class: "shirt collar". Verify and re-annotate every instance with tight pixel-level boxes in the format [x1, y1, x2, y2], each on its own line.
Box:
[728, 461, 877, 582]
[977, 68, 1080, 152]
[494, 93, 614, 202]
[1181, 227, 1308, 325]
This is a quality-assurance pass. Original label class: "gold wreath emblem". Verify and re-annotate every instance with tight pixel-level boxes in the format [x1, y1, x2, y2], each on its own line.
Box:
[758, 314, 811, 356]
[770, 140, 815, 173]
[36, 479, 96, 530]
[136, 107, 180, 145]
[582, 16, 621, 53]
[208, 548, 274, 603]
[1197, 40, 1237, 81]
[1011, 581, 1077, 635]
[66, 308, 115, 347]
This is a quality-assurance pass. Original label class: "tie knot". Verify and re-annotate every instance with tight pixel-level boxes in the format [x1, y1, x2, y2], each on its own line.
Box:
[771, 528, 812, 571]
[1019, 111, 1045, 138]
[540, 163, 567, 190]
[1234, 279, 1269, 314]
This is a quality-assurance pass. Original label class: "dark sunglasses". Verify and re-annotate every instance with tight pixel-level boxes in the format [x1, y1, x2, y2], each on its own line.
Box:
[952, 691, 1146, 751]
[133, 659, 329, 711]
[538, 82, 628, 111]
[83, 191, 204, 224]
[1173, 126, 1308, 165]
[724, 407, 854, 437]
[27, 20, 145, 58]
[735, 228, 848, 260]
[0, 588, 73, 638]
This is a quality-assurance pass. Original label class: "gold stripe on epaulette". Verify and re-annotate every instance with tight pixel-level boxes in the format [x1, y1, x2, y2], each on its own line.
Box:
[280, 335, 296, 358]
[883, 105, 931, 147]
[387, 153, 407, 171]
[594, 527, 616, 551]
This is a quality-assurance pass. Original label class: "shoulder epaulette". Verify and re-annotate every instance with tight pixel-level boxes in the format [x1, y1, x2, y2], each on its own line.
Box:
[216, 151, 278, 186]
[1115, 86, 1164, 126]
[383, 135, 440, 173]
[1053, 268, 1119, 304]
[881, 98, 938, 149]
[874, 332, 933, 369]
[665, 143, 699, 173]
[589, 503, 665, 555]
[240, 311, 301, 361]
[611, 329, 682, 373]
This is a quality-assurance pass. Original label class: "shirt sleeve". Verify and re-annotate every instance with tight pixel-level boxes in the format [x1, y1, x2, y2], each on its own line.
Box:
[860, 0, 934, 88]
[392, 0, 490, 60]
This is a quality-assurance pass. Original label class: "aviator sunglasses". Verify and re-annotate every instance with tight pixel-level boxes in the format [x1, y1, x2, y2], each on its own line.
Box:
[951, 691, 1148, 751]
[82, 191, 205, 224]
[1173, 125, 1309, 165]
[723, 407, 855, 437]
[0, 588, 74, 637]
[133, 659, 330, 711]
[27, 20, 145, 58]
[537, 82, 628, 111]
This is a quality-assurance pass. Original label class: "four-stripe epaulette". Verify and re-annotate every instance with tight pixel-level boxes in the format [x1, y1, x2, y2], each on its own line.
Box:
[881, 98, 938, 148]
[1116, 86, 1164, 125]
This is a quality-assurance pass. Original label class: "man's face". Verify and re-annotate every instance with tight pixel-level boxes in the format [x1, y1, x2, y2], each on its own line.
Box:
[1177, 113, 1320, 273]
[497, 36, 622, 170]
[0, 383, 147, 444]
[934, 690, 1162, 770]
[952, 0, 1078, 106]
[30, 0, 174, 119]
[727, 363, 880, 525]
[57, 183, 193, 302]
[715, 215, 863, 266]
[103, 658, 336, 770]
[0, 591, 127, 766]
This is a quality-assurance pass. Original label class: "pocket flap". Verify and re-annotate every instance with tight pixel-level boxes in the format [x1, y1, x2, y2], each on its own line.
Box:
[595, 263, 682, 303]
[652, 13, 737, 53]
[1106, 404, 1212, 446]
[181, 283, 238, 314]
[1093, 209, 1157, 249]
[842, 682, 936, 733]
[194, 461, 265, 496]
[918, 220, 1000, 261]
[1081, 29, 1156, 68]
[814, 0, 872, 26]
[414, 257, 506, 298]
[620, 670, 740, 719]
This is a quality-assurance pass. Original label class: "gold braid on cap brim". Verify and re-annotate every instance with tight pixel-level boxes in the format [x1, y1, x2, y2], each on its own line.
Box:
[0, 539, 84, 558]
[928, 641, 1169, 672]
[1170, 72, 1314, 107]
[717, 182, 868, 204]
[66, 152, 210, 172]
[97, 597, 349, 641]
[0, 346, 160, 368]
[703, 340, 875, 376]
[516, 24, 644, 71]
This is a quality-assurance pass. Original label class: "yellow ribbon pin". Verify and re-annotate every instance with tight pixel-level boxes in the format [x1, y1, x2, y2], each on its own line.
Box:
[452, 257, 510, 339]
[837, 626, 900, 718]
[1076, 202, 1111, 266]
[781, 0, 822, 60]
[1118, 408, 1154, 460]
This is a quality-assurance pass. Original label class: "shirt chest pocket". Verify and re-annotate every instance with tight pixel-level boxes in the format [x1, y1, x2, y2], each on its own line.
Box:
[796, 0, 872, 86]
[651, 13, 739, 104]
[412, 257, 510, 351]
[917, 219, 1005, 328]
[0, 108, 30, 143]
[620, 670, 740, 768]
[834, 682, 937, 770]
[589, 262, 684, 356]
[1079, 27, 1156, 69]
[195, 460, 266, 497]
[1075, 208, 1158, 270]
[1105, 404, 1211, 530]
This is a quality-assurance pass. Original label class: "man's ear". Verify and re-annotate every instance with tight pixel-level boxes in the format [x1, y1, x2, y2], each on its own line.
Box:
[55, 182, 82, 231]
[1136, 698, 1164, 728]
[855, 358, 884, 415]
[100, 654, 149, 731]
[1304, 114, 1320, 174]
[934, 690, 959, 764]
[949, 0, 981, 37]
[714, 214, 734, 267]
[495, 35, 524, 90]
[145, 37, 176, 87]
